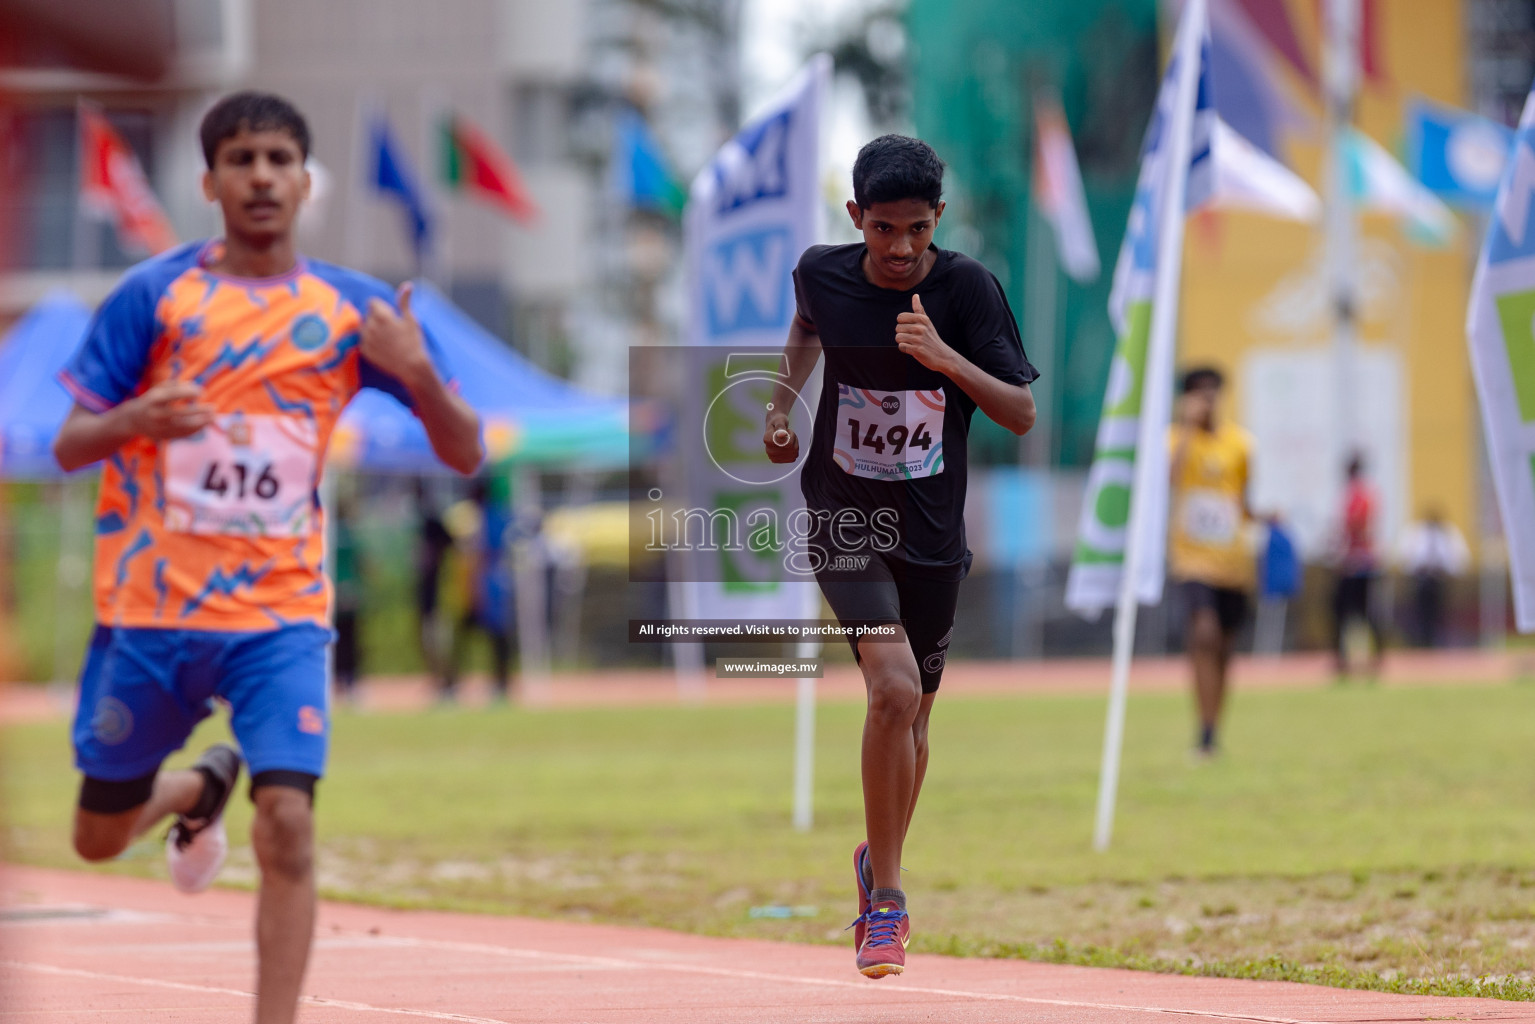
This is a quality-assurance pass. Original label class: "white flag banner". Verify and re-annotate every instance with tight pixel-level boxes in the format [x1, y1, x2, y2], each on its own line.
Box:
[1347, 128, 1458, 245]
[1467, 80, 1535, 632]
[1033, 92, 1101, 283]
[678, 56, 830, 623]
[1207, 118, 1321, 221]
[1065, 1, 1210, 617]
[1065, 3, 1317, 618]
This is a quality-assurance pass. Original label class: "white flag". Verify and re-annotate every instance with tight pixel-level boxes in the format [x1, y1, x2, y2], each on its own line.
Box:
[677, 56, 830, 623]
[1206, 118, 1320, 221]
[1347, 128, 1458, 245]
[1033, 92, 1101, 283]
[1065, 0, 1320, 618]
[1467, 79, 1535, 632]
[1066, 0, 1209, 617]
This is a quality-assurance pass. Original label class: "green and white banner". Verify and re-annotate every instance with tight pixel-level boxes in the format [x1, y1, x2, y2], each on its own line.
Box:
[1467, 79, 1535, 632]
[1065, 300, 1158, 614]
[1062, 2, 1212, 617]
[1063, 2, 1316, 619]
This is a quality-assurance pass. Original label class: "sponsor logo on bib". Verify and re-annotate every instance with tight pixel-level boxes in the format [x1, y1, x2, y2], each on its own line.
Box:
[881, 395, 901, 415]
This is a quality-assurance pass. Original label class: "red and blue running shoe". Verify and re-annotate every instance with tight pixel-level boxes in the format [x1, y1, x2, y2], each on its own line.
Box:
[848, 841, 872, 952]
[854, 900, 910, 978]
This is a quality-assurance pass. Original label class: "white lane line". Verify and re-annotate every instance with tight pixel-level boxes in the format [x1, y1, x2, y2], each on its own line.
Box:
[0, 960, 513, 1024]
[354, 934, 1337, 1024]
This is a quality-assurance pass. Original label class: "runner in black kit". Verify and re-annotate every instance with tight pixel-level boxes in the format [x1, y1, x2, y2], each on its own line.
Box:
[763, 135, 1037, 978]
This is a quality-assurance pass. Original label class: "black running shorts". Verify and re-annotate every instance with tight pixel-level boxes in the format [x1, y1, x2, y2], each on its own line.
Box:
[814, 548, 962, 694]
[1181, 580, 1250, 637]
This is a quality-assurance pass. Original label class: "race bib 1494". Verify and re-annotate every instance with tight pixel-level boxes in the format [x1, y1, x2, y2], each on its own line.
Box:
[833, 384, 945, 480]
[164, 413, 319, 536]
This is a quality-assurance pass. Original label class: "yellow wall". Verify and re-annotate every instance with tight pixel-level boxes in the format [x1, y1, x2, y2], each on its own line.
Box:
[1180, 0, 1477, 552]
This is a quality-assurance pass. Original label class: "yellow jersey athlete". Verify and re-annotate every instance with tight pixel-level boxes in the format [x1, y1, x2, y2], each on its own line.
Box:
[1168, 365, 1254, 758]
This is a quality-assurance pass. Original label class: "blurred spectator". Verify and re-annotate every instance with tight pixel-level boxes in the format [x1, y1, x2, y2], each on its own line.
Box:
[414, 479, 454, 693]
[332, 493, 364, 700]
[1332, 453, 1384, 677]
[1397, 506, 1470, 648]
[444, 477, 516, 702]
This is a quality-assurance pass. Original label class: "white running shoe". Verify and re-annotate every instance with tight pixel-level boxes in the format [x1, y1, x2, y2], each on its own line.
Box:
[164, 743, 242, 894]
[166, 815, 228, 893]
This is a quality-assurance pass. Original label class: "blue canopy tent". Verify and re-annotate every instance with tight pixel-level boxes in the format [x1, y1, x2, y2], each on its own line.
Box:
[0, 292, 92, 480]
[333, 283, 634, 473]
[0, 284, 638, 477]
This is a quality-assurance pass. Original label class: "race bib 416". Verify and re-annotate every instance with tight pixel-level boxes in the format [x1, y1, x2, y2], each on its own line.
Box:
[833, 384, 945, 480]
[164, 414, 319, 536]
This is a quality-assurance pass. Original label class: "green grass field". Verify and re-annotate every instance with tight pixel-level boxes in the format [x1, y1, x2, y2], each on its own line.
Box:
[6, 681, 1535, 998]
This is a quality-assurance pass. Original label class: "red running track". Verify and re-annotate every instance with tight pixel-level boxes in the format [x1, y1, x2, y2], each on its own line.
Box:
[3, 865, 1531, 1024]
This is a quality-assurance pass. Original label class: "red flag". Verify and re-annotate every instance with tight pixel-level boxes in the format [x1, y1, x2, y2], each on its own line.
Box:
[440, 115, 539, 223]
[78, 103, 178, 254]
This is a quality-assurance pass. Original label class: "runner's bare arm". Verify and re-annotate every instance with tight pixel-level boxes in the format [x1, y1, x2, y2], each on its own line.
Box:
[894, 294, 1035, 436]
[360, 283, 484, 475]
[53, 381, 215, 472]
[763, 313, 822, 462]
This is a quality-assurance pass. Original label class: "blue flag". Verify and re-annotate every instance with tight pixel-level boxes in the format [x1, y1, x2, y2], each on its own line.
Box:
[613, 109, 686, 216]
[369, 115, 432, 264]
[1407, 99, 1513, 209]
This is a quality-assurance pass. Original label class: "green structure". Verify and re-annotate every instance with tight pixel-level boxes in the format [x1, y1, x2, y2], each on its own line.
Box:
[908, 0, 1159, 467]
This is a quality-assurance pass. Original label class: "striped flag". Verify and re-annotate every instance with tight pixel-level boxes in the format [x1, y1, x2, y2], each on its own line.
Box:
[1032, 92, 1100, 283]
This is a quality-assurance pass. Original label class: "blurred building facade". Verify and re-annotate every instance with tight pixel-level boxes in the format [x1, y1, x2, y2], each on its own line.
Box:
[0, 0, 741, 391]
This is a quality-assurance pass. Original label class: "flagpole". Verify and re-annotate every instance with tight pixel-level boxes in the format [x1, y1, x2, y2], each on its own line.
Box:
[1093, 0, 1206, 853]
[1323, 0, 1361, 482]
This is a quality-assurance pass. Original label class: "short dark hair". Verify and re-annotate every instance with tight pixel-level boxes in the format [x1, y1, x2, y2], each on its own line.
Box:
[851, 135, 944, 209]
[1181, 365, 1224, 393]
[199, 91, 310, 168]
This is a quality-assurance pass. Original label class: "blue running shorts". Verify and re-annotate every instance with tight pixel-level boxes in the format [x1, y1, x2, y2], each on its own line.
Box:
[72, 623, 332, 782]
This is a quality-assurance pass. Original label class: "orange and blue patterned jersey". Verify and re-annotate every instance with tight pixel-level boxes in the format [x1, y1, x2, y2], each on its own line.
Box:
[59, 240, 452, 632]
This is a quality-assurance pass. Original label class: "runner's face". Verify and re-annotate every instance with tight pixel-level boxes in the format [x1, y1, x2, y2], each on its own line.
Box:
[848, 198, 944, 287]
[203, 128, 309, 246]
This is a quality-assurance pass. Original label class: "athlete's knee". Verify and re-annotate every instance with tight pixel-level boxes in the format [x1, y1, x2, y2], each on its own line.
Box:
[72, 814, 132, 862]
[251, 787, 314, 882]
[866, 672, 921, 730]
[1188, 610, 1223, 654]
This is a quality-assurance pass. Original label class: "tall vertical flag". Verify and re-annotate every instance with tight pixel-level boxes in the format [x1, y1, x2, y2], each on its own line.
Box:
[681, 55, 830, 830]
[1467, 78, 1535, 633]
[1070, 0, 1209, 853]
[1065, 0, 1319, 620]
[440, 114, 539, 223]
[681, 54, 829, 612]
[78, 102, 177, 255]
[1066, 0, 1213, 618]
[368, 114, 433, 269]
[1032, 91, 1100, 283]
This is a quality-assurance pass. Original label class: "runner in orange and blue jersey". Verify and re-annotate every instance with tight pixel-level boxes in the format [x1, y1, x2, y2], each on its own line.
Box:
[54, 92, 482, 1024]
